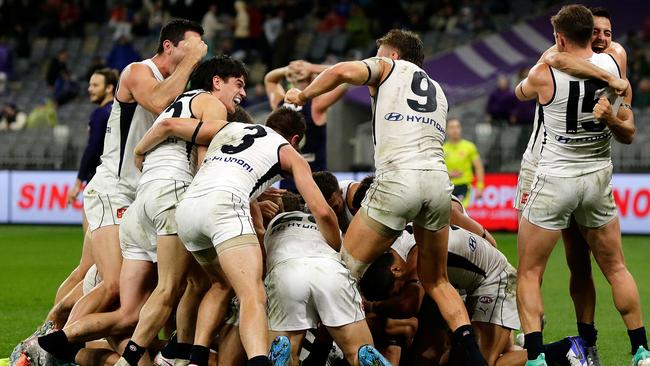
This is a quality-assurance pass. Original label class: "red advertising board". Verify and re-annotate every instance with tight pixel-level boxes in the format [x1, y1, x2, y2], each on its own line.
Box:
[466, 174, 519, 231]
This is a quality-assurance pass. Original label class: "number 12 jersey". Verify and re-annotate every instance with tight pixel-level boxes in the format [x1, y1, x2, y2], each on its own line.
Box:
[371, 58, 449, 174]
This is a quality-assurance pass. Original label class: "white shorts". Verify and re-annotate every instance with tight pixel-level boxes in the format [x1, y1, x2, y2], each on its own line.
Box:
[514, 159, 536, 211]
[176, 190, 255, 253]
[265, 257, 365, 331]
[82, 264, 102, 295]
[83, 185, 132, 232]
[522, 166, 617, 230]
[466, 264, 520, 330]
[120, 207, 158, 262]
[362, 170, 453, 232]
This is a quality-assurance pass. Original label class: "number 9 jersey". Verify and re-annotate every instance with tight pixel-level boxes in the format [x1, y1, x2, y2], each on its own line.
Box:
[537, 53, 621, 177]
[371, 58, 449, 174]
[183, 122, 289, 200]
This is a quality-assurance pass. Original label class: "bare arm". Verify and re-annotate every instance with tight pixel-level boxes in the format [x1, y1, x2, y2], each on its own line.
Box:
[279, 145, 341, 250]
[285, 58, 391, 105]
[264, 66, 288, 110]
[541, 51, 628, 95]
[134, 94, 228, 155]
[311, 85, 348, 126]
[515, 63, 552, 102]
[125, 38, 207, 114]
[471, 156, 485, 194]
[450, 200, 497, 247]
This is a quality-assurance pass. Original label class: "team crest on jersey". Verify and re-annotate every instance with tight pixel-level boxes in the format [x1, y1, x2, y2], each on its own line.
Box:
[116, 207, 127, 219]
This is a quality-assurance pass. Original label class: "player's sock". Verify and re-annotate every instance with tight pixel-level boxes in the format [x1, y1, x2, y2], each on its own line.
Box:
[38, 330, 73, 360]
[524, 332, 544, 361]
[122, 340, 147, 366]
[577, 322, 598, 347]
[451, 324, 487, 366]
[160, 334, 178, 359]
[176, 342, 193, 360]
[628, 327, 649, 355]
[189, 345, 210, 366]
[247, 355, 272, 366]
[542, 338, 571, 364]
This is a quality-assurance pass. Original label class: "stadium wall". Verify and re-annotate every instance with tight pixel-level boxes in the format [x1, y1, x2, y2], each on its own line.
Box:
[0, 170, 649, 234]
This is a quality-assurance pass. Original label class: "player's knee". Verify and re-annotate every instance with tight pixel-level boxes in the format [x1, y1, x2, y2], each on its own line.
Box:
[341, 246, 370, 280]
[154, 282, 183, 303]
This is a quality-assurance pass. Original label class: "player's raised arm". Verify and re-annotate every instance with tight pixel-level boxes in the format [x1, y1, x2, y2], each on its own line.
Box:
[264, 66, 289, 110]
[541, 50, 628, 95]
[284, 58, 390, 106]
[127, 36, 207, 114]
[279, 145, 341, 250]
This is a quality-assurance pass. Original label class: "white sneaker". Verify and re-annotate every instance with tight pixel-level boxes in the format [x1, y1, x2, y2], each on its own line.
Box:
[153, 352, 174, 366]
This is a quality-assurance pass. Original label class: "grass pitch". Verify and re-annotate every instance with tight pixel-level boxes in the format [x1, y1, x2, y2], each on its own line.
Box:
[1, 225, 649, 365]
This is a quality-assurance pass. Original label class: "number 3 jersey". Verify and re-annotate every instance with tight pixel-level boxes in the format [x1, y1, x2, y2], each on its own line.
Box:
[184, 122, 289, 200]
[533, 53, 621, 177]
[371, 58, 449, 174]
[139, 89, 205, 186]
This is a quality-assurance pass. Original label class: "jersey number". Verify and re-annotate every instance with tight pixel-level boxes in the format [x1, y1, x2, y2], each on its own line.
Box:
[221, 125, 267, 154]
[407, 71, 437, 112]
[565, 79, 608, 133]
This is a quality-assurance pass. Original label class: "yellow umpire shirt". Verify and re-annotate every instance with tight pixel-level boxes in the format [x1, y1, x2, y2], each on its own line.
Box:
[443, 139, 479, 187]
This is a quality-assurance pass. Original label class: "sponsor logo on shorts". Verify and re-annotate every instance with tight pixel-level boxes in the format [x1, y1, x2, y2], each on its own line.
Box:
[116, 207, 127, 219]
[521, 192, 529, 204]
[384, 112, 404, 121]
[468, 236, 477, 252]
[478, 307, 488, 314]
[479, 296, 493, 304]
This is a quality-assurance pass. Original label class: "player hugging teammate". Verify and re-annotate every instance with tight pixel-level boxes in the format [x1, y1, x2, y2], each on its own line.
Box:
[10, 4, 650, 366]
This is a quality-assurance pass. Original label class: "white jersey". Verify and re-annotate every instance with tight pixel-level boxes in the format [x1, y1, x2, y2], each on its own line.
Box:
[139, 89, 206, 185]
[339, 179, 356, 232]
[184, 122, 289, 200]
[89, 59, 164, 197]
[371, 58, 448, 174]
[535, 53, 621, 177]
[390, 225, 509, 293]
[264, 211, 341, 272]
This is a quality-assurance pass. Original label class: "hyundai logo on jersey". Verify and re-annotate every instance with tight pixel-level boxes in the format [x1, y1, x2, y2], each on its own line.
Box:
[384, 112, 404, 121]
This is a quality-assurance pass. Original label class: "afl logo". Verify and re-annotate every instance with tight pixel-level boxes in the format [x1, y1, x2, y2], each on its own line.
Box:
[479, 296, 493, 304]
[384, 112, 404, 121]
[468, 236, 477, 252]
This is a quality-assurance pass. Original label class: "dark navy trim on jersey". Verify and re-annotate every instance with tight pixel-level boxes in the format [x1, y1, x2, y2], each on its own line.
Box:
[540, 65, 556, 107]
[188, 90, 207, 119]
[447, 252, 487, 278]
[377, 59, 395, 88]
[250, 161, 282, 197]
[117, 101, 137, 177]
[606, 53, 622, 78]
[361, 60, 372, 85]
[276, 142, 289, 178]
[531, 105, 544, 153]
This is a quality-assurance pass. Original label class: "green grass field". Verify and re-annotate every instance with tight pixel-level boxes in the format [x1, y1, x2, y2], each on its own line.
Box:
[1, 225, 649, 365]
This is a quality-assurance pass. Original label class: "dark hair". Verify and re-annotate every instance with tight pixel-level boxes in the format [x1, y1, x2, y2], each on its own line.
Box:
[589, 7, 610, 20]
[312, 171, 340, 200]
[352, 175, 374, 211]
[551, 5, 594, 48]
[282, 191, 304, 212]
[228, 105, 254, 124]
[157, 19, 204, 54]
[376, 29, 424, 67]
[359, 252, 395, 301]
[265, 107, 306, 142]
[189, 55, 248, 92]
[92, 68, 119, 91]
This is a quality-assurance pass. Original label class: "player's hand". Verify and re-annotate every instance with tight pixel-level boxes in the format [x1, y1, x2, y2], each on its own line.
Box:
[288, 60, 313, 75]
[284, 88, 306, 106]
[134, 152, 145, 172]
[66, 181, 81, 207]
[259, 187, 286, 202]
[258, 200, 280, 222]
[180, 36, 208, 63]
[608, 77, 629, 97]
[475, 187, 484, 200]
[593, 96, 614, 123]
